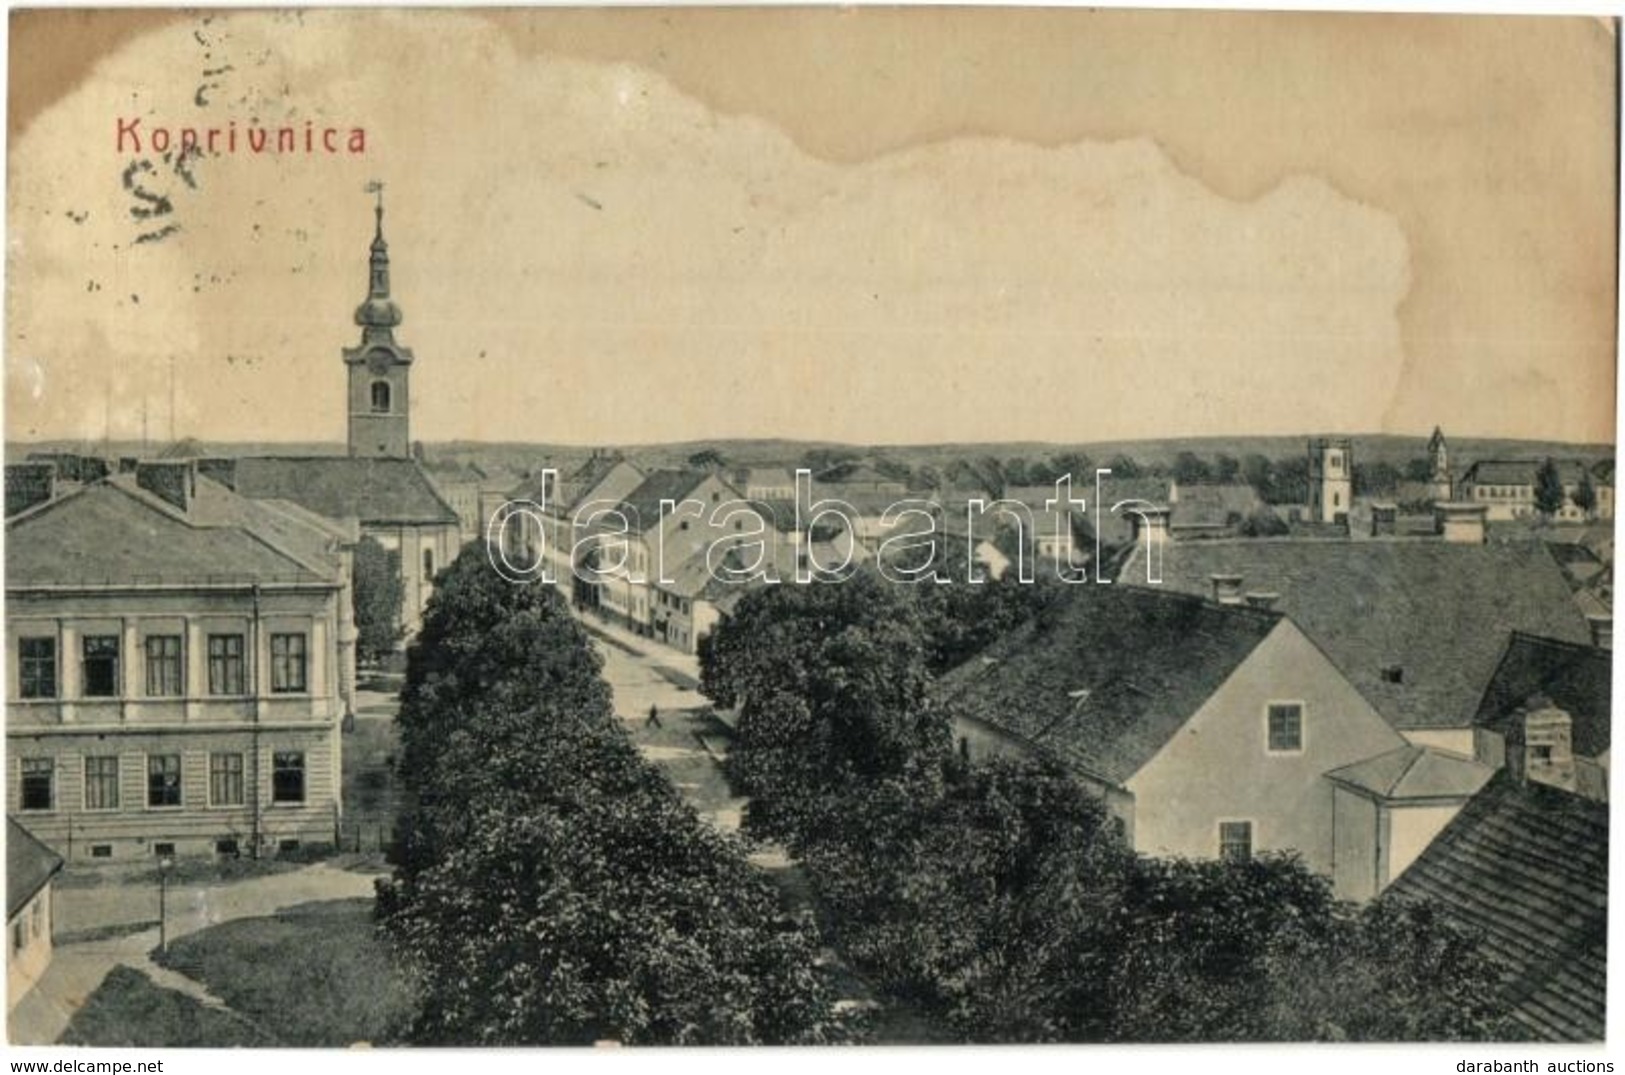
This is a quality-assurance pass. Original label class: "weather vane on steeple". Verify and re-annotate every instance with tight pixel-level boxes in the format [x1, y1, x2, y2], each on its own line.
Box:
[365, 179, 385, 242]
[356, 180, 400, 337]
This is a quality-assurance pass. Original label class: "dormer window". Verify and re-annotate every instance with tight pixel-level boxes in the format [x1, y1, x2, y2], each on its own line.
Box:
[1380, 665, 1404, 684]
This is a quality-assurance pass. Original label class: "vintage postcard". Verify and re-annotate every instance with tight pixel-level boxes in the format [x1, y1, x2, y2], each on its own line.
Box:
[2, 5, 1616, 1055]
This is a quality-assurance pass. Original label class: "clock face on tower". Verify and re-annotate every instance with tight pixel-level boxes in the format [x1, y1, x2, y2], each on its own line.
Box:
[366, 349, 394, 376]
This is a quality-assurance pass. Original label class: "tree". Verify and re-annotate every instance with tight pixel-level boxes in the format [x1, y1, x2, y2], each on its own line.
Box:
[699, 569, 947, 842]
[381, 543, 840, 1045]
[1354, 461, 1401, 497]
[1574, 469, 1598, 518]
[1172, 451, 1212, 485]
[686, 447, 727, 471]
[1237, 507, 1290, 537]
[1213, 453, 1241, 484]
[1533, 458, 1566, 519]
[352, 536, 404, 664]
[1105, 454, 1143, 480]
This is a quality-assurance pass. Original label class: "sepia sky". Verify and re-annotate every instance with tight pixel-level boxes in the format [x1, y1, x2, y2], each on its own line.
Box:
[5, 8, 1617, 448]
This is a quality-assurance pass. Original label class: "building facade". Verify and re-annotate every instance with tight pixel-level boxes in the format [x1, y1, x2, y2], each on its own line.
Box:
[1307, 437, 1353, 524]
[6, 464, 356, 861]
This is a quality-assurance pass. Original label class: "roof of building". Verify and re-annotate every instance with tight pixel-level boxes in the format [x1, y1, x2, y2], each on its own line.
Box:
[934, 585, 1281, 786]
[6, 475, 344, 588]
[1460, 459, 1600, 487]
[816, 463, 906, 487]
[1325, 745, 1494, 801]
[1126, 540, 1592, 731]
[213, 456, 459, 527]
[1169, 482, 1265, 530]
[732, 467, 796, 490]
[613, 470, 725, 534]
[1472, 633, 1612, 759]
[1384, 772, 1607, 1042]
[1076, 476, 1173, 550]
[8, 818, 64, 919]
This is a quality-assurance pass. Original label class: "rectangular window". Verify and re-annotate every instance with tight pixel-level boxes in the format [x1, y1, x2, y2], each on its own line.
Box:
[81, 635, 120, 697]
[422, 548, 435, 577]
[144, 635, 183, 697]
[272, 751, 305, 804]
[1266, 703, 1304, 753]
[20, 758, 52, 811]
[147, 755, 182, 808]
[270, 633, 308, 694]
[209, 752, 245, 806]
[84, 756, 120, 810]
[89, 845, 112, 859]
[207, 634, 245, 696]
[1219, 821, 1253, 863]
[18, 638, 56, 699]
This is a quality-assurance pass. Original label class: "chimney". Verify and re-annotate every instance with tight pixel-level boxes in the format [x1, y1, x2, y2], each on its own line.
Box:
[1434, 501, 1488, 545]
[5, 463, 56, 517]
[1243, 591, 1280, 611]
[135, 460, 198, 513]
[1587, 614, 1612, 651]
[1210, 573, 1245, 605]
[1507, 697, 1578, 792]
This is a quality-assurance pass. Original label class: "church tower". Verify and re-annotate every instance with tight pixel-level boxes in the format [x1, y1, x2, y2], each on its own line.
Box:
[1307, 437, 1353, 524]
[1426, 426, 1452, 503]
[344, 188, 413, 458]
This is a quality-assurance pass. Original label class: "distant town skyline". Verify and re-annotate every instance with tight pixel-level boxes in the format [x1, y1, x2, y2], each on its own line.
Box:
[6, 9, 1616, 448]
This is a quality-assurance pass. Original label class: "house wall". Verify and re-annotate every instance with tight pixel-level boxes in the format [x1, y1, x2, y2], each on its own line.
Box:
[7, 884, 53, 1011]
[1387, 802, 1463, 883]
[1127, 621, 1406, 874]
[6, 586, 346, 860]
[363, 521, 460, 636]
[1332, 785, 1381, 902]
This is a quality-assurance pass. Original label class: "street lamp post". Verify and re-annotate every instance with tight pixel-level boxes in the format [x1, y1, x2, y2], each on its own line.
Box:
[157, 856, 173, 954]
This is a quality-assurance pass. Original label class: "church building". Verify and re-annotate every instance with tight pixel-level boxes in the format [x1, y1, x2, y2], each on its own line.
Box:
[203, 193, 461, 636]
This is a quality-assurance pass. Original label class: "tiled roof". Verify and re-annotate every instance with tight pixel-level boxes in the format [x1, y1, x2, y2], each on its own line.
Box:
[1460, 459, 1596, 487]
[614, 470, 723, 534]
[217, 456, 458, 526]
[1472, 633, 1612, 759]
[1076, 477, 1173, 550]
[1325, 745, 1494, 801]
[1130, 540, 1591, 730]
[8, 818, 64, 919]
[6, 477, 340, 588]
[1384, 772, 1607, 1042]
[1170, 483, 1264, 530]
[935, 585, 1280, 785]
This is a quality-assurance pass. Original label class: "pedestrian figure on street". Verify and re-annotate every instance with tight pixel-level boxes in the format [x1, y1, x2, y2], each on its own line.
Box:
[646, 703, 663, 729]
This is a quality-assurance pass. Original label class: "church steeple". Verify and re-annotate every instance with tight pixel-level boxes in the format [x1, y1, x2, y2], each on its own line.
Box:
[354, 184, 402, 345]
[344, 183, 414, 458]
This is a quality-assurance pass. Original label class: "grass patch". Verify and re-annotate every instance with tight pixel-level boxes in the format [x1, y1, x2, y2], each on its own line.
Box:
[60, 965, 273, 1047]
[154, 897, 414, 1046]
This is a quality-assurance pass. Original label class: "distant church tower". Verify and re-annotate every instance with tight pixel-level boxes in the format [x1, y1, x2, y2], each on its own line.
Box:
[345, 187, 413, 458]
[1307, 437, 1353, 524]
[1426, 426, 1452, 502]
